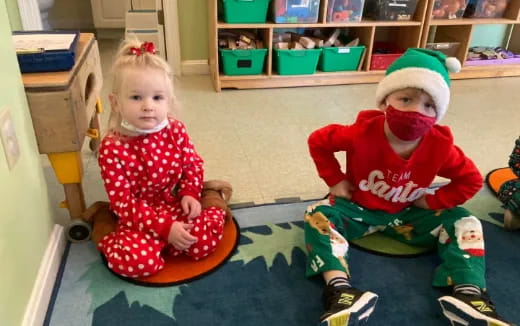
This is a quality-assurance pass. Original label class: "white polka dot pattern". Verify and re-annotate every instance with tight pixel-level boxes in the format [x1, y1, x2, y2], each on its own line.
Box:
[97, 119, 227, 278]
[98, 119, 204, 239]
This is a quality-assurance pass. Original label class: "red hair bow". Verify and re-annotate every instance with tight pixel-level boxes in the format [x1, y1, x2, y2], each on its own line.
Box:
[129, 42, 156, 56]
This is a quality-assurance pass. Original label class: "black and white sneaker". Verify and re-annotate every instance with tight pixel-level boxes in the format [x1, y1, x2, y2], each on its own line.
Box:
[438, 292, 514, 326]
[320, 285, 378, 326]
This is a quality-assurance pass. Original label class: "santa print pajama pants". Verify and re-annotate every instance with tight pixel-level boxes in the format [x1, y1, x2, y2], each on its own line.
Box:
[97, 206, 226, 278]
[304, 196, 486, 289]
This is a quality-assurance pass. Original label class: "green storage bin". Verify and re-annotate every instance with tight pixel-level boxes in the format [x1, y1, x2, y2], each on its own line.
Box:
[275, 48, 322, 75]
[222, 0, 271, 23]
[220, 48, 268, 75]
[318, 46, 366, 72]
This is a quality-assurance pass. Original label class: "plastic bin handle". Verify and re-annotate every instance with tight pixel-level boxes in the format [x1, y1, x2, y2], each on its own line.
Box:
[232, 50, 252, 57]
[288, 50, 307, 57]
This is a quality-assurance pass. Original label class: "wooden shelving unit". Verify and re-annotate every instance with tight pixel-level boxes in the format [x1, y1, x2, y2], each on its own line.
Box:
[209, 0, 520, 91]
[421, 0, 520, 80]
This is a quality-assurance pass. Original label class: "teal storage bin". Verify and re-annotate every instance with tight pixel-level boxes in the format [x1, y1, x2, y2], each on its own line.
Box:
[318, 46, 365, 72]
[220, 48, 268, 75]
[275, 49, 322, 75]
[222, 0, 271, 23]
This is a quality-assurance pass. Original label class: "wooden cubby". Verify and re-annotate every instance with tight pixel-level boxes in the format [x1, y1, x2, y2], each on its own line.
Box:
[421, 0, 520, 79]
[209, 0, 520, 91]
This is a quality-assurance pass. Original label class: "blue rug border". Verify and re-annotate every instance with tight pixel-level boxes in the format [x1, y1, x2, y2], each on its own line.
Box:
[43, 241, 71, 326]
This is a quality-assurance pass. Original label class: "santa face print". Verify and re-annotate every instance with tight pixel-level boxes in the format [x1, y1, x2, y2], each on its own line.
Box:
[454, 216, 485, 257]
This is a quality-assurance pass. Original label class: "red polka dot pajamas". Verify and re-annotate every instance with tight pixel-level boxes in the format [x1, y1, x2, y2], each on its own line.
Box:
[97, 118, 226, 278]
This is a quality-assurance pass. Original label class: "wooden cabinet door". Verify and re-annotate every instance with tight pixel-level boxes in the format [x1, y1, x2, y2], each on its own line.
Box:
[90, 0, 127, 28]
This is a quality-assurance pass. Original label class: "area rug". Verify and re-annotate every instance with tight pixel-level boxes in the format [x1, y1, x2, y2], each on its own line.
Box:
[44, 191, 520, 326]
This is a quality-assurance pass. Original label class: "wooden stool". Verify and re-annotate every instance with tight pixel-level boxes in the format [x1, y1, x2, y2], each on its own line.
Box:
[22, 33, 103, 242]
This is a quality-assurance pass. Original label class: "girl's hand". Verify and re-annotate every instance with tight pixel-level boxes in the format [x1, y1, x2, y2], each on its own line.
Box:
[168, 222, 198, 250]
[329, 180, 355, 200]
[413, 196, 430, 209]
[181, 195, 201, 220]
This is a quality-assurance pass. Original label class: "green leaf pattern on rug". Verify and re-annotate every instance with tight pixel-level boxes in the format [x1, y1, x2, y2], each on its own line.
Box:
[464, 187, 503, 227]
[79, 260, 185, 319]
[230, 223, 307, 269]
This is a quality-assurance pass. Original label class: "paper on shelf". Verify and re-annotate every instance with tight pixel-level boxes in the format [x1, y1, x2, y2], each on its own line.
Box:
[13, 34, 76, 52]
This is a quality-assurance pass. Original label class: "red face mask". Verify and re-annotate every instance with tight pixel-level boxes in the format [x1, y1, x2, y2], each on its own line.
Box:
[385, 105, 436, 141]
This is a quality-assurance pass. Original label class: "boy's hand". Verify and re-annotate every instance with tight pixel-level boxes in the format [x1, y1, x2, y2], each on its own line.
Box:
[168, 221, 198, 250]
[181, 195, 201, 220]
[330, 180, 355, 200]
[413, 196, 430, 209]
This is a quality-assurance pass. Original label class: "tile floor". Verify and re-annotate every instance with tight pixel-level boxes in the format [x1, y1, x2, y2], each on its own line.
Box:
[42, 39, 520, 226]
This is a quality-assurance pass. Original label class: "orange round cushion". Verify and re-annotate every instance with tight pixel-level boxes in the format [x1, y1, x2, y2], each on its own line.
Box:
[92, 208, 240, 287]
[486, 167, 517, 195]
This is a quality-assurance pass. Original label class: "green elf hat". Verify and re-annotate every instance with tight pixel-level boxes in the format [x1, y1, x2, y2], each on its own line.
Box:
[375, 48, 461, 123]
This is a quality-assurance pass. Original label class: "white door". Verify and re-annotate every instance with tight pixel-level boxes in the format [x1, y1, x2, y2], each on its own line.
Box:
[125, 0, 181, 76]
[90, 0, 127, 28]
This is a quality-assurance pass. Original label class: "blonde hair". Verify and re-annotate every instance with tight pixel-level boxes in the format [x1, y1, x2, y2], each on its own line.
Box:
[107, 38, 179, 135]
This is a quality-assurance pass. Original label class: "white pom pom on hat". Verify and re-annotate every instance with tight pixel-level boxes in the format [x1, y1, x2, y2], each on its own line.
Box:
[445, 57, 461, 73]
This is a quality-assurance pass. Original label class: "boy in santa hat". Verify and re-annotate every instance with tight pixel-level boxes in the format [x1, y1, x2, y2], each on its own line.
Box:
[304, 48, 513, 326]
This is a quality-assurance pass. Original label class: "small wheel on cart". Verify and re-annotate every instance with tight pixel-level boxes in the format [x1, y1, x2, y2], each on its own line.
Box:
[89, 138, 100, 152]
[65, 219, 92, 243]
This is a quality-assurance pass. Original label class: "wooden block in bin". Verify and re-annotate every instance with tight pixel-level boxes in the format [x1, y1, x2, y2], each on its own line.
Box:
[218, 39, 227, 48]
[239, 34, 252, 45]
[346, 38, 360, 47]
[299, 37, 316, 49]
[290, 32, 301, 42]
[275, 42, 289, 49]
[310, 37, 324, 48]
[240, 31, 257, 41]
[227, 37, 237, 49]
[334, 39, 344, 47]
[290, 41, 304, 50]
[324, 29, 341, 47]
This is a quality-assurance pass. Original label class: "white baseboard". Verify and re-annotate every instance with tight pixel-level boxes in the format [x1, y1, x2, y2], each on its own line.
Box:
[22, 224, 66, 326]
[181, 60, 209, 75]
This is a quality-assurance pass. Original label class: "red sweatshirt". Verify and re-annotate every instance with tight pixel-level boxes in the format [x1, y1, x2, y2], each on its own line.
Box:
[98, 118, 204, 239]
[308, 110, 483, 213]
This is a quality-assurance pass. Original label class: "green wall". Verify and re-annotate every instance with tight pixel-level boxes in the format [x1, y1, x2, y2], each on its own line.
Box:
[470, 24, 509, 47]
[1, 2, 55, 325]
[178, 0, 208, 61]
[5, 0, 21, 30]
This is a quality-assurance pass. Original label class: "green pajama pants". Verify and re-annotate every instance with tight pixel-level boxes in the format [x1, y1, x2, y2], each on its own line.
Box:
[304, 196, 486, 289]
